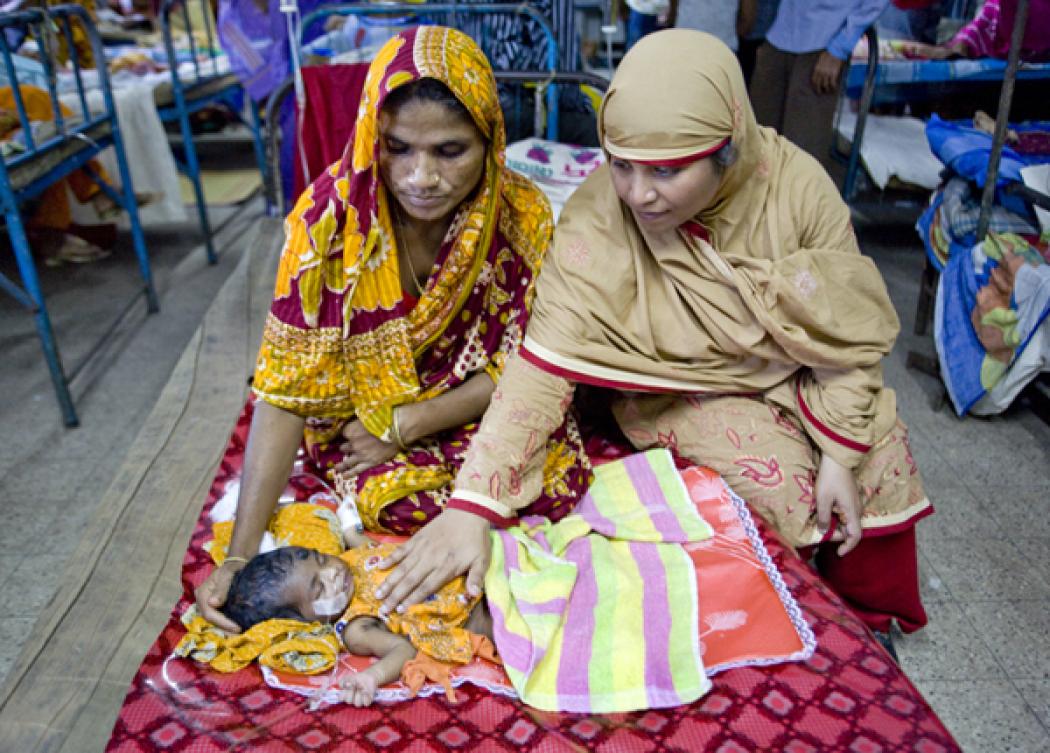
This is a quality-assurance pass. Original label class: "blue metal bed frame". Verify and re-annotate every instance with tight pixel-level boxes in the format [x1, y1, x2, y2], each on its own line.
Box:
[841, 24, 1050, 202]
[157, 0, 269, 263]
[0, 4, 157, 427]
[297, 4, 562, 140]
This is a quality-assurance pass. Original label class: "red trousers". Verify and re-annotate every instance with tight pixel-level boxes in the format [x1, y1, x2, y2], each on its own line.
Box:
[803, 526, 928, 634]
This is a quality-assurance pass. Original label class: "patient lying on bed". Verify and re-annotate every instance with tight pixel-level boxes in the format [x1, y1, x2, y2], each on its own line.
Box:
[220, 541, 495, 707]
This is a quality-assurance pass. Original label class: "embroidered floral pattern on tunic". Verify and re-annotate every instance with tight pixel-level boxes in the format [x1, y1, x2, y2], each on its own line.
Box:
[256, 28, 589, 533]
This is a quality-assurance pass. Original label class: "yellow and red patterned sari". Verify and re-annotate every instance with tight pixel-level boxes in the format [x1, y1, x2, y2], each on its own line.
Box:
[253, 27, 590, 533]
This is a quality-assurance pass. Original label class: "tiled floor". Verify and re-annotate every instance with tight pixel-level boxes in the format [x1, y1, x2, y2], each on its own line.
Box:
[0, 198, 1048, 751]
[858, 212, 1050, 752]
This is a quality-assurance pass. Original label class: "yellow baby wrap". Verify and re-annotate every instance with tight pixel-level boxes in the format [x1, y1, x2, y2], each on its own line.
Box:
[175, 610, 342, 675]
[177, 502, 347, 674]
[338, 542, 480, 665]
[179, 503, 482, 677]
[207, 503, 344, 565]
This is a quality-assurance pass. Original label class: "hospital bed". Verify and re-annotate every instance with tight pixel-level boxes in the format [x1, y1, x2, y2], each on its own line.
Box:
[0, 4, 156, 427]
[155, 0, 268, 262]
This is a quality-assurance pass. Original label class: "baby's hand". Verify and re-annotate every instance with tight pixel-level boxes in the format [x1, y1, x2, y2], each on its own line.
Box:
[339, 670, 379, 707]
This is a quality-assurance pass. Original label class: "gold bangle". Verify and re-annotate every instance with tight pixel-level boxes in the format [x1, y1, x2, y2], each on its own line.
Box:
[223, 555, 249, 567]
[390, 405, 409, 451]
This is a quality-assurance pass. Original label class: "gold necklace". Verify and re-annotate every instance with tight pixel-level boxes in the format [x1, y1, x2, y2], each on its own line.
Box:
[391, 204, 427, 297]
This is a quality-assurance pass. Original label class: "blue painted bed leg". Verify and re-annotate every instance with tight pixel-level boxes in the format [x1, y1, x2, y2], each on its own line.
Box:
[109, 118, 159, 312]
[177, 110, 217, 264]
[247, 98, 271, 217]
[3, 208, 79, 426]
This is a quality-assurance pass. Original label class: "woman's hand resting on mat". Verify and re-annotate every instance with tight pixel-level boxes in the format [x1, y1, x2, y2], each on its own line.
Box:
[815, 454, 863, 557]
[195, 560, 246, 633]
[375, 508, 491, 614]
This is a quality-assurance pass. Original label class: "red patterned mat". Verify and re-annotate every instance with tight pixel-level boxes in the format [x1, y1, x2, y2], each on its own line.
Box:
[106, 404, 960, 752]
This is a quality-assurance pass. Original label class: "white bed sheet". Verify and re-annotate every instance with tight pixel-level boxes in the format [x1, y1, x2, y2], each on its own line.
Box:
[61, 57, 234, 227]
[836, 110, 943, 191]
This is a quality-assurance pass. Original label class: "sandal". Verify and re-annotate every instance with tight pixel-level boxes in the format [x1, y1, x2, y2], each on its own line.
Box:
[44, 234, 112, 267]
[91, 191, 157, 221]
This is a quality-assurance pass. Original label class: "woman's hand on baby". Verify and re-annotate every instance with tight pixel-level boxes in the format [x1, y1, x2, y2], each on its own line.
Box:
[339, 670, 379, 707]
[815, 454, 863, 556]
[194, 561, 245, 634]
[375, 508, 492, 614]
[337, 419, 399, 475]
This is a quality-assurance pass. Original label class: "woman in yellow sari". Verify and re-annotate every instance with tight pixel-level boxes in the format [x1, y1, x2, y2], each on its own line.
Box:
[379, 30, 932, 637]
[196, 27, 590, 632]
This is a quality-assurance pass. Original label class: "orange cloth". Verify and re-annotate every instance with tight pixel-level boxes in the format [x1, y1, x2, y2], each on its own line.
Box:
[400, 633, 498, 702]
[0, 85, 111, 231]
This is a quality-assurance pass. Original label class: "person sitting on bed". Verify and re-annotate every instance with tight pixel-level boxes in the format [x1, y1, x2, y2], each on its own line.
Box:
[222, 542, 494, 707]
[930, 0, 1050, 62]
[376, 30, 934, 645]
[194, 26, 591, 634]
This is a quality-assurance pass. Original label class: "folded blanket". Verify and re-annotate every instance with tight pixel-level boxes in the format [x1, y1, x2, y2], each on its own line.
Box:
[486, 449, 714, 713]
[917, 177, 1043, 271]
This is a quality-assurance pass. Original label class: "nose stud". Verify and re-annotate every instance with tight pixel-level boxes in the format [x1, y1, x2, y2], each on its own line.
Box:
[412, 166, 440, 187]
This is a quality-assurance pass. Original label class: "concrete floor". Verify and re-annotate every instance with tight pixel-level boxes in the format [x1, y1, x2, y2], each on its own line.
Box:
[0, 192, 1048, 750]
[0, 194, 260, 673]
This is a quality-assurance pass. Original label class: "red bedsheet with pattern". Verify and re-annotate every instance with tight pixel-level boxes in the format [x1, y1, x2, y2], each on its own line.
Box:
[106, 404, 960, 753]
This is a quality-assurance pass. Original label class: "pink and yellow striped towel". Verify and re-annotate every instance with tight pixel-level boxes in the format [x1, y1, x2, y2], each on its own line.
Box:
[485, 448, 714, 713]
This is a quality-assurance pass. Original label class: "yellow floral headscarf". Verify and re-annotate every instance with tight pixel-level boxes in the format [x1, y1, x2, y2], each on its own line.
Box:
[253, 27, 552, 440]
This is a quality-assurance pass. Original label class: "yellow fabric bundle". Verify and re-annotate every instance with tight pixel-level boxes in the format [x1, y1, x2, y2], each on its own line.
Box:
[207, 502, 344, 565]
[175, 606, 341, 675]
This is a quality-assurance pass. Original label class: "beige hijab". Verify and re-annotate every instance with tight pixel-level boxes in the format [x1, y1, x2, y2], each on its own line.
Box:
[523, 29, 899, 403]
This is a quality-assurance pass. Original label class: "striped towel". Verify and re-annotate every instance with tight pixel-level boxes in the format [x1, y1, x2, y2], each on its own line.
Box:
[485, 449, 714, 713]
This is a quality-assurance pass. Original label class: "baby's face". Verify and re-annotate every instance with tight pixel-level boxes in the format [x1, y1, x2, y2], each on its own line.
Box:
[283, 550, 354, 621]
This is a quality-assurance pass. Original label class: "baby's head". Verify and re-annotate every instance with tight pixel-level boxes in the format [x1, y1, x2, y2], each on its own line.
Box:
[221, 546, 354, 631]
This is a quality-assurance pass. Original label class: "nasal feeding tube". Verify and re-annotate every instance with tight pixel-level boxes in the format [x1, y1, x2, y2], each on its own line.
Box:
[307, 497, 364, 707]
[155, 495, 367, 719]
[307, 573, 350, 710]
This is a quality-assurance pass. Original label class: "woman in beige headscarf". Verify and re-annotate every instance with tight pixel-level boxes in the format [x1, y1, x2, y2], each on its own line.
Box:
[376, 29, 932, 636]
